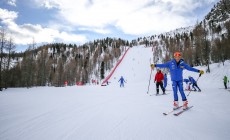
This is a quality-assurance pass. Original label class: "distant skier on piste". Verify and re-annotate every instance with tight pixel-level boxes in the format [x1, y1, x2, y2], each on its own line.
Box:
[223, 75, 229, 89]
[151, 52, 204, 110]
[188, 76, 201, 92]
[118, 76, 126, 87]
[154, 69, 165, 95]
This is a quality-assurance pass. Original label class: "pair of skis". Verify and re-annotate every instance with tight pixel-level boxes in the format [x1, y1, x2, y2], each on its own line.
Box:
[155, 93, 168, 96]
[163, 106, 193, 116]
[149, 93, 168, 96]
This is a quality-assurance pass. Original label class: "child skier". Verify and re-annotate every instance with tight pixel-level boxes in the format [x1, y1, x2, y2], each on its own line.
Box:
[188, 76, 201, 92]
[154, 69, 165, 95]
[151, 52, 204, 110]
[118, 76, 126, 87]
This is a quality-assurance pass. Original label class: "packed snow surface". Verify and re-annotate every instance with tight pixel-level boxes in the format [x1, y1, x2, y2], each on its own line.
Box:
[1, 46, 230, 140]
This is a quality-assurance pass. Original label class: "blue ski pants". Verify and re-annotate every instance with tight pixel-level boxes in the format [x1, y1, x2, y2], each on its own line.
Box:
[191, 83, 201, 91]
[172, 81, 187, 101]
[164, 80, 167, 89]
[120, 82, 124, 87]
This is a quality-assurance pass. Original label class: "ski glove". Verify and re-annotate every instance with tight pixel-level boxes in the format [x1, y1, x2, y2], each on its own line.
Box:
[150, 64, 155, 69]
[199, 70, 204, 75]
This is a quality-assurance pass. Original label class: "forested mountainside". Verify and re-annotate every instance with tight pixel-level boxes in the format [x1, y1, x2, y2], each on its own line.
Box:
[0, 37, 129, 89]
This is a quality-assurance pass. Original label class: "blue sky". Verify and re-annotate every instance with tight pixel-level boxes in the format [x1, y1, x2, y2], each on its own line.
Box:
[0, 0, 219, 51]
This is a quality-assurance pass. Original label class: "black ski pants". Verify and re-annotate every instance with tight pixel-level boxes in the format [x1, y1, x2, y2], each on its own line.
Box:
[224, 82, 227, 89]
[156, 81, 165, 94]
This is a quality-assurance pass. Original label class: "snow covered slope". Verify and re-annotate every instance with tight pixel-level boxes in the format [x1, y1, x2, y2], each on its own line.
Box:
[108, 45, 153, 87]
[0, 45, 230, 140]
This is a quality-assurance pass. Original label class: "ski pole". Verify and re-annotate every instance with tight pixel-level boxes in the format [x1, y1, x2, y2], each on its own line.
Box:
[187, 73, 201, 96]
[147, 68, 153, 94]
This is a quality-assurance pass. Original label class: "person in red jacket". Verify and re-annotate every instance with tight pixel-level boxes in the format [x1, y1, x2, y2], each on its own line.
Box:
[154, 69, 165, 95]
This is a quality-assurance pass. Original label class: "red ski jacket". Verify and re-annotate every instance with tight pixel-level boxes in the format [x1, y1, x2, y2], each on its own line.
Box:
[154, 71, 164, 82]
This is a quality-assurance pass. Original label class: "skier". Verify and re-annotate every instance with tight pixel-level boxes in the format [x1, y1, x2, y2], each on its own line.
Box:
[223, 75, 229, 89]
[183, 78, 191, 91]
[151, 52, 204, 110]
[64, 81, 68, 87]
[163, 73, 168, 90]
[188, 76, 201, 92]
[154, 69, 165, 95]
[118, 76, 126, 87]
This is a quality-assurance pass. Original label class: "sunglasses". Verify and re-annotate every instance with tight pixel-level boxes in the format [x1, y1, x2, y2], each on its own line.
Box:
[174, 56, 181, 58]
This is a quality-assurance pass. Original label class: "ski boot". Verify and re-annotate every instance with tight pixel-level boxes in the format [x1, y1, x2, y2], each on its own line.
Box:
[183, 100, 188, 110]
[173, 101, 179, 110]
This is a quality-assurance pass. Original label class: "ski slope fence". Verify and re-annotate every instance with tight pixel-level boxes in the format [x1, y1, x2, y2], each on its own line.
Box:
[101, 47, 130, 86]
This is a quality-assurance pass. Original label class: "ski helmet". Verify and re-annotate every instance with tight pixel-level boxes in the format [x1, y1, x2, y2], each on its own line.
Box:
[174, 52, 181, 58]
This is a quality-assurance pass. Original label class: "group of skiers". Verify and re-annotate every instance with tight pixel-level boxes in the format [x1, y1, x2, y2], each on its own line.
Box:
[116, 51, 229, 111]
[154, 69, 201, 94]
[151, 52, 204, 110]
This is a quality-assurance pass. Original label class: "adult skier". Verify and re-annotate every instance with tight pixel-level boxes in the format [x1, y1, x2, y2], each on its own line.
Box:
[163, 73, 168, 90]
[223, 75, 229, 89]
[151, 52, 204, 110]
[118, 76, 126, 87]
[154, 69, 165, 95]
[188, 76, 201, 92]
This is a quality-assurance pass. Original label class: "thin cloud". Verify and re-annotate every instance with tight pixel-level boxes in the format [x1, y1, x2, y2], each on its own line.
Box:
[79, 27, 111, 34]
[0, 8, 17, 21]
[0, 8, 87, 45]
[7, 0, 17, 7]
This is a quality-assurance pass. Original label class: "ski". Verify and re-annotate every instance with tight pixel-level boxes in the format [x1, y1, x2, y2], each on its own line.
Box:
[150, 93, 168, 96]
[163, 106, 182, 116]
[156, 93, 168, 96]
[173, 106, 194, 116]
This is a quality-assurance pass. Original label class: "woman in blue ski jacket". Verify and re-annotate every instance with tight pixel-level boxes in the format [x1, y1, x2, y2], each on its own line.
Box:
[151, 52, 204, 110]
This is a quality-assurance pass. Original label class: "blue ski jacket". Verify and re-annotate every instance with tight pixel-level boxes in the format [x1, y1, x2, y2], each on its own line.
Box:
[189, 77, 196, 84]
[183, 79, 190, 84]
[155, 59, 199, 81]
[118, 76, 125, 84]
